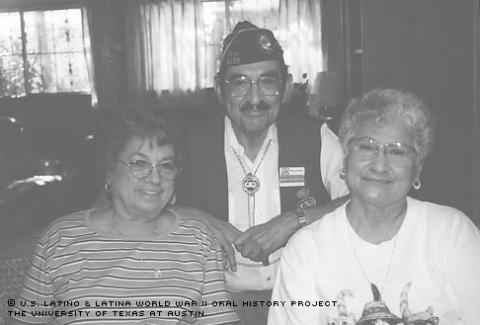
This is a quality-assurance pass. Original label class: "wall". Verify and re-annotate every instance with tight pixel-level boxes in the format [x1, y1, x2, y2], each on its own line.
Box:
[475, 0, 480, 227]
[361, 0, 477, 223]
[0, 94, 102, 240]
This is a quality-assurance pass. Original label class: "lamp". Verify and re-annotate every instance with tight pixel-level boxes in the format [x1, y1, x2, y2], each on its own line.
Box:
[308, 71, 344, 120]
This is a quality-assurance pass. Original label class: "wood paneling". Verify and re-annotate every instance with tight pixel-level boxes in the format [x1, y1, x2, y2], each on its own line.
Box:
[474, 0, 480, 223]
[361, 0, 477, 223]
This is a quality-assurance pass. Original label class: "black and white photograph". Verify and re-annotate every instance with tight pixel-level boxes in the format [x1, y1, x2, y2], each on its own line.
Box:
[1, 0, 479, 324]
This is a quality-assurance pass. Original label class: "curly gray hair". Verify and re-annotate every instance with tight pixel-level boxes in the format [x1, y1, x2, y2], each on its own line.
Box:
[338, 88, 434, 167]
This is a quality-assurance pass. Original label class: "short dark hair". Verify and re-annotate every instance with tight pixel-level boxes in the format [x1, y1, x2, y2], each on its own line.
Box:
[97, 107, 184, 176]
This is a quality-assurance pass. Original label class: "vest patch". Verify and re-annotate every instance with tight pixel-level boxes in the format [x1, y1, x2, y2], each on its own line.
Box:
[279, 167, 305, 187]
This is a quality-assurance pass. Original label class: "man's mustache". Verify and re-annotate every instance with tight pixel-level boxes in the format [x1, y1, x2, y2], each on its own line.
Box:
[240, 101, 271, 112]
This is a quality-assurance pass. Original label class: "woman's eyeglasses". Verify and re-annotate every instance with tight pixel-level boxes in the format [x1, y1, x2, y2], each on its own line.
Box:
[117, 159, 179, 180]
[224, 75, 282, 97]
[349, 137, 417, 163]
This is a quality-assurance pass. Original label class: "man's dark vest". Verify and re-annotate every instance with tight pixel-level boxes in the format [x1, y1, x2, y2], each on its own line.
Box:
[176, 114, 331, 221]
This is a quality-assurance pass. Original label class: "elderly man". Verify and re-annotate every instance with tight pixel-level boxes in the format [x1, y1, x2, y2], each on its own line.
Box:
[176, 21, 348, 324]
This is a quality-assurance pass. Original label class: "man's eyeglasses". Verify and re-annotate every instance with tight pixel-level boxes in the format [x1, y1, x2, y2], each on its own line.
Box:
[224, 75, 282, 97]
[117, 159, 179, 180]
[348, 137, 417, 163]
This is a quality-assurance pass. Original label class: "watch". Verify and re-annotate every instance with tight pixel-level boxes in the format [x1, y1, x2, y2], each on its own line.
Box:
[294, 208, 308, 228]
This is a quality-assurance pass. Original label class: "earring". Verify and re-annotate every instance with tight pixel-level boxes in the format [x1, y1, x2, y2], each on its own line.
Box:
[104, 182, 111, 193]
[339, 167, 346, 179]
[413, 179, 421, 190]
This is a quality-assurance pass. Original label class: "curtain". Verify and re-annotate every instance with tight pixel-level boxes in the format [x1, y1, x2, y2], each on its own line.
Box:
[277, 0, 323, 85]
[125, 0, 208, 100]
[123, 0, 323, 97]
[85, 0, 124, 110]
[224, 0, 323, 86]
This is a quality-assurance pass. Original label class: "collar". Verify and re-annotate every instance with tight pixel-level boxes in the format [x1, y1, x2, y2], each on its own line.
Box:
[224, 116, 278, 163]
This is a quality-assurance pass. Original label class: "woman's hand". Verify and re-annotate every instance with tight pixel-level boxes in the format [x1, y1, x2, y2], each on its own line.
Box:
[172, 205, 243, 271]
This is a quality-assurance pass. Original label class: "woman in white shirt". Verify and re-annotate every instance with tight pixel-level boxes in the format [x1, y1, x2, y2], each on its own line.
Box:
[269, 88, 480, 325]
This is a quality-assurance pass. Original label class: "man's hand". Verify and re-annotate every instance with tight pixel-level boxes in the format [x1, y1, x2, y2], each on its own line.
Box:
[233, 196, 349, 265]
[233, 211, 299, 266]
[204, 217, 243, 272]
[172, 206, 243, 271]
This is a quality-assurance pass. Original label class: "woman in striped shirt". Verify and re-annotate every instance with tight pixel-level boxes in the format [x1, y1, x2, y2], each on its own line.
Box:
[11, 108, 239, 325]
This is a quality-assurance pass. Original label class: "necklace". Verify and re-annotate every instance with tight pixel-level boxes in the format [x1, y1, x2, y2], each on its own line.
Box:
[346, 204, 406, 295]
[111, 217, 162, 278]
[231, 139, 272, 227]
[91, 209, 171, 278]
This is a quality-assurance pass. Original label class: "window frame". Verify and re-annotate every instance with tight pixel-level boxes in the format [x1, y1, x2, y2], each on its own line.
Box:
[0, 1, 91, 98]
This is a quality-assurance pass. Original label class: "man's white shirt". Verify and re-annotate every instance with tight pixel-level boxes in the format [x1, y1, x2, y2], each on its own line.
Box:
[223, 116, 347, 291]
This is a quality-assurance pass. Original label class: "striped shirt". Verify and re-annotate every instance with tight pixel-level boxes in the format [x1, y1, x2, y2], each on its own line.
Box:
[13, 209, 239, 325]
